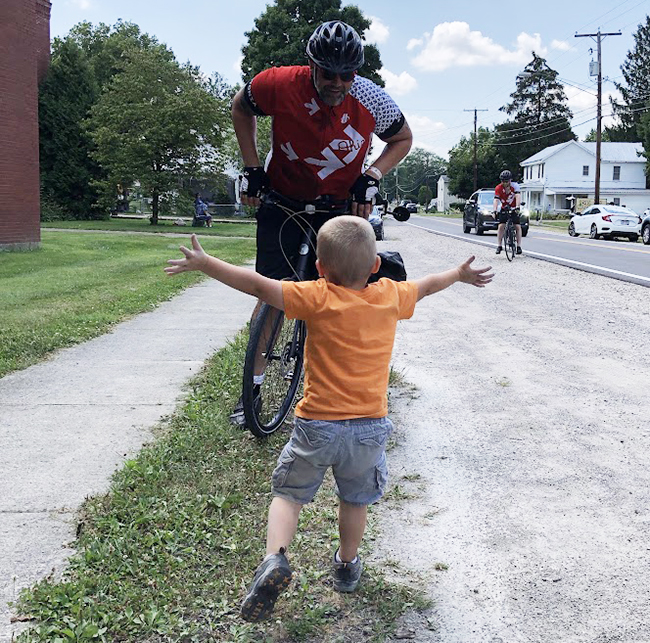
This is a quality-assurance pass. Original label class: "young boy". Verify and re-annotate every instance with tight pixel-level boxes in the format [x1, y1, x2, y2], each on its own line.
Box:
[165, 216, 493, 622]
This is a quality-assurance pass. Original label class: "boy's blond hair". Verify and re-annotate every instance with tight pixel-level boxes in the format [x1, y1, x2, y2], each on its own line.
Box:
[316, 215, 377, 286]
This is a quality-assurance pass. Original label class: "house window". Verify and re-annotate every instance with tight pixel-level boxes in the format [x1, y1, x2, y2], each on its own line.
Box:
[583, 165, 589, 176]
[541, 163, 545, 178]
[537, 164, 541, 179]
[613, 166, 621, 180]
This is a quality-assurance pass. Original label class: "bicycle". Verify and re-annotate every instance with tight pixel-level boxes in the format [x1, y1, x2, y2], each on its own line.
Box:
[241, 192, 410, 438]
[501, 205, 519, 262]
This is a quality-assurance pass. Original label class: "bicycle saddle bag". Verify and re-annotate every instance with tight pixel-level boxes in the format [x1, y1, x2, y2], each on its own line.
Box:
[368, 251, 407, 283]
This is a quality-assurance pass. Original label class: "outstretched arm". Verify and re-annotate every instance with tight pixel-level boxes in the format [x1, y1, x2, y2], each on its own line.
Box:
[165, 234, 284, 310]
[415, 256, 494, 301]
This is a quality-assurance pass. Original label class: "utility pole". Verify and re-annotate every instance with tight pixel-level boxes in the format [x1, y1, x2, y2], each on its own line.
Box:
[464, 108, 488, 192]
[575, 28, 621, 205]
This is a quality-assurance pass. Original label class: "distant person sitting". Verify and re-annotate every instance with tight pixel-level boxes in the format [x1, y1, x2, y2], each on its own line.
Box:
[193, 194, 213, 227]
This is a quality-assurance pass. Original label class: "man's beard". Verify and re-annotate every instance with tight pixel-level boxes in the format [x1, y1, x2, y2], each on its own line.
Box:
[317, 86, 346, 106]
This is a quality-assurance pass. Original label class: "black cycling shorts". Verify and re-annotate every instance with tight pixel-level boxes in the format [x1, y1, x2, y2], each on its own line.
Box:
[498, 209, 521, 225]
[255, 201, 332, 280]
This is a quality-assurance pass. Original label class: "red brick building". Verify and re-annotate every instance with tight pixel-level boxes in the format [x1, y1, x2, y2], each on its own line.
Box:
[0, 0, 51, 250]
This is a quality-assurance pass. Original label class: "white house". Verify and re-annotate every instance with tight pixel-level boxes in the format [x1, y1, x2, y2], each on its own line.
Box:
[519, 141, 650, 215]
[435, 175, 464, 212]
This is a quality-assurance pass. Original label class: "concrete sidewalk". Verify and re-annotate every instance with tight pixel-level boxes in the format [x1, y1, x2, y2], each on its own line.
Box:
[0, 279, 252, 640]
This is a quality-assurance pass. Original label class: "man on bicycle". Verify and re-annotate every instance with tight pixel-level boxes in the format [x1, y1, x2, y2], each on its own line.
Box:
[229, 19, 412, 425]
[494, 169, 522, 255]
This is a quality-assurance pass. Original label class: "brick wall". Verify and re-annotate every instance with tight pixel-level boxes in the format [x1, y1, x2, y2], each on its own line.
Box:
[0, 0, 51, 250]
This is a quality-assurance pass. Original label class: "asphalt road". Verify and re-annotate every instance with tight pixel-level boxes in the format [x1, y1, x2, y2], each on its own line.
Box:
[405, 214, 650, 287]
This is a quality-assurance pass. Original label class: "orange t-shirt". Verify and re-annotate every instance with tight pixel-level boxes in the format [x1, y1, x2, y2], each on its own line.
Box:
[282, 278, 418, 421]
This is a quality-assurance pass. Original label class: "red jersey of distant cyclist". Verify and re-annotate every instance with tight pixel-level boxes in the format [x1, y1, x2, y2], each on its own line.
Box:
[494, 181, 520, 209]
[243, 65, 405, 201]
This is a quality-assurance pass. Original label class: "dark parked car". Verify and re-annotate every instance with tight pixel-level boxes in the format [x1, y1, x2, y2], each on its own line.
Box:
[642, 208, 650, 245]
[399, 200, 418, 213]
[463, 188, 529, 237]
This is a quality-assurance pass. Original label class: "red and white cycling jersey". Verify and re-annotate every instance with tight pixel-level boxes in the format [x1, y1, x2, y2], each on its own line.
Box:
[494, 181, 520, 210]
[244, 66, 405, 201]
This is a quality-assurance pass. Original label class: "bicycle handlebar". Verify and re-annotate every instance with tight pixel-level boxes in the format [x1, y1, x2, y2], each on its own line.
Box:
[262, 189, 411, 222]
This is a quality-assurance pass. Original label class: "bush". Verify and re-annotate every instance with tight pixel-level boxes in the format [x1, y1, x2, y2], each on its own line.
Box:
[40, 194, 69, 221]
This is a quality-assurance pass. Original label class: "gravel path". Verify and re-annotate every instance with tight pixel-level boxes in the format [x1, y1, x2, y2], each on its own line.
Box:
[371, 219, 650, 643]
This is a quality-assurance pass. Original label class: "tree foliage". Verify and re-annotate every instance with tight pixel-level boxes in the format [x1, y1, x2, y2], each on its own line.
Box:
[494, 53, 575, 174]
[39, 39, 101, 219]
[610, 16, 650, 143]
[448, 128, 503, 199]
[382, 148, 446, 202]
[241, 0, 384, 86]
[87, 48, 229, 224]
[39, 22, 169, 218]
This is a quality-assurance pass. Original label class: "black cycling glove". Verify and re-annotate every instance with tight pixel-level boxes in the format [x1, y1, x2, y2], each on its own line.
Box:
[350, 173, 380, 204]
[240, 166, 269, 198]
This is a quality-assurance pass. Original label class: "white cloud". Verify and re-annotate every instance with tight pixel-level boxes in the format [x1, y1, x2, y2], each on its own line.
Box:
[404, 112, 450, 158]
[411, 22, 546, 72]
[407, 38, 424, 51]
[379, 69, 417, 96]
[367, 113, 450, 160]
[233, 55, 244, 80]
[551, 39, 572, 51]
[364, 16, 389, 45]
[68, 0, 92, 8]
[565, 85, 621, 131]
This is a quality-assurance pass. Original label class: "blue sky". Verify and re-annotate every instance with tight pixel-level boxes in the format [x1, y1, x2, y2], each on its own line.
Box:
[51, 0, 649, 159]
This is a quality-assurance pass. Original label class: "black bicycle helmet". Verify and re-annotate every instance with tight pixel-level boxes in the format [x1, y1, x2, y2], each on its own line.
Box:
[306, 21, 364, 74]
[499, 169, 512, 181]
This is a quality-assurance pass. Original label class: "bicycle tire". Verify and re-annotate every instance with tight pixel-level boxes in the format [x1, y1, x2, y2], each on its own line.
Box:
[505, 220, 516, 262]
[242, 303, 305, 437]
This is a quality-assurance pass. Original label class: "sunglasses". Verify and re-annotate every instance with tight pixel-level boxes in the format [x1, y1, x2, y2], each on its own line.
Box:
[318, 67, 356, 82]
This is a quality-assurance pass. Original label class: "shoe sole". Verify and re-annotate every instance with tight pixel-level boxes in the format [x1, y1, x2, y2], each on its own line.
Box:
[241, 565, 292, 622]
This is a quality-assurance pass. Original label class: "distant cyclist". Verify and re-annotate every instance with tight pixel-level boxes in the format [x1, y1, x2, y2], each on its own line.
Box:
[228, 19, 413, 425]
[494, 169, 522, 255]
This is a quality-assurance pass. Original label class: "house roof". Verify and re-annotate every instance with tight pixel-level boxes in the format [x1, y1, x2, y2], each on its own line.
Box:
[521, 141, 646, 165]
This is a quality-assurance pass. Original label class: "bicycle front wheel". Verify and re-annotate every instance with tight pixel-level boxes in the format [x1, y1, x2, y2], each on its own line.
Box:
[505, 221, 516, 262]
[242, 303, 305, 437]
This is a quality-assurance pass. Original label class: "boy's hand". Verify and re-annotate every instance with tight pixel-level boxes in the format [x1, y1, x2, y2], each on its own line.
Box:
[457, 256, 494, 288]
[165, 234, 208, 275]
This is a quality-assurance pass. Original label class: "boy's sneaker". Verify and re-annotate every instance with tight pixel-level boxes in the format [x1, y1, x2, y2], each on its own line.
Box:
[332, 550, 363, 593]
[229, 385, 261, 427]
[495, 246, 502, 254]
[241, 548, 292, 622]
[516, 246, 523, 255]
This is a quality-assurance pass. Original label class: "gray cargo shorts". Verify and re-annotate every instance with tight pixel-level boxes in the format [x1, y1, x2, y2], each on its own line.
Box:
[271, 416, 394, 506]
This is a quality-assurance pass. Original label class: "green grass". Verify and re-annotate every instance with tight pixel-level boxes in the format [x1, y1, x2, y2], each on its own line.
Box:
[0, 230, 255, 378]
[42, 218, 256, 237]
[15, 334, 427, 643]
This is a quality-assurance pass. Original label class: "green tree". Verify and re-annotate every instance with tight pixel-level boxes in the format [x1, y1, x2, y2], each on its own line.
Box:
[610, 16, 650, 142]
[39, 39, 100, 219]
[241, 0, 384, 86]
[448, 128, 502, 199]
[495, 53, 575, 173]
[39, 21, 173, 218]
[418, 185, 433, 206]
[382, 148, 446, 202]
[66, 20, 166, 89]
[87, 48, 229, 224]
[583, 128, 613, 143]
